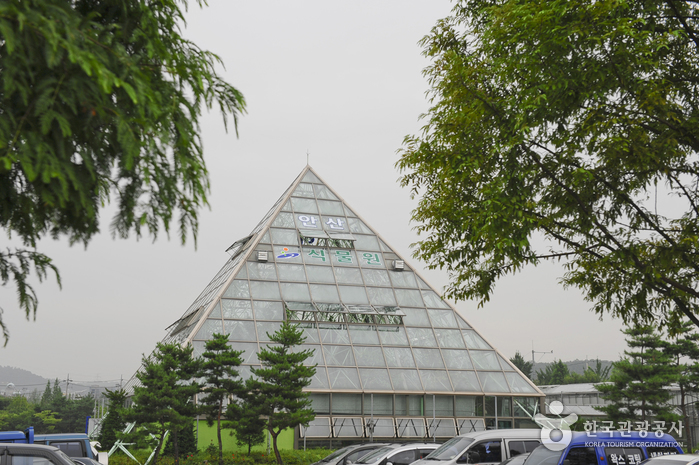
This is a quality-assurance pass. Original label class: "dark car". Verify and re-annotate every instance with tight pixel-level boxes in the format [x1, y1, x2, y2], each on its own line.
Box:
[312, 444, 391, 465]
[499, 453, 530, 465]
[0, 443, 76, 465]
[71, 458, 102, 465]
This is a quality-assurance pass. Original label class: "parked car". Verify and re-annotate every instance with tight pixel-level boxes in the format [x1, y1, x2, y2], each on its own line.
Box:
[355, 443, 440, 465]
[312, 444, 391, 465]
[32, 433, 98, 461]
[412, 429, 542, 465]
[0, 443, 76, 465]
[72, 457, 103, 465]
[522, 431, 682, 465]
[640, 454, 699, 465]
[499, 453, 530, 465]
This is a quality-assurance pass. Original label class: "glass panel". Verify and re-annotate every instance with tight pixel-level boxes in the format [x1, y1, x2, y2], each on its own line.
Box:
[249, 281, 281, 300]
[395, 395, 424, 415]
[470, 351, 501, 370]
[293, 183, 315, 198]
[236, 264, 249, 280]
[299, 323, 320, 343]
[428, 309, 457, 328]
[450, 371, 482, 393]
[417, 276, 430, 289]
[192, 341, 205, 358]
[362, 269, 391, 286]
[311, 284, 341, 303]
[225, 320, 256, 341]
[259, 231, 271, 243]
[339, 285, 369, 304]
[463, 330, 492, 349]
[209, 301, 222, 318]
[273, 245, 303, 263]
[407, 328, 438, 347]
[435, 329, 466, 348]
[428, 418, 457, 437]
[270, 228, 299, 246]
[349, 325, 380, 344]
[313, 184, 338, 200]
[333, 417, 363, 437]
[395, 289, 424, 307]
[302, 171, 321, 183]
[402, 308, 430, 326]
[390, 370, 423, 391]
[310, 394, 330, 414]
[422, 291, 450, 308]
[397, 418, 427, 438]
[335, 267, 363, 284]
[478, 372, 511, 392]
[499, 355, 516, 371]
[506, 373, 537, 393]
[367, 287, 397, 306]
[513, 397, 539, 417]
[271, 212, 296, 228]
[356, 252, 383, 268]
[328, 367, 361, 389]
[421, 370, 453, 391]
[344, 205, 357, 218]
[332, 393, 362, 414]
[330, 249, 358, 267]
[302, 246, 331, 265]
[364, 394, 393, 415]
[379, 326, 409, 346]
[457, 314, 472, 329]
[425, 395, 455, 416]
[291, 197, 318, 213]
[257, 321, 283, 341]
[455, 395, 483, 416]
[247, 262, 278, 281]
[413, 348, 445, 368]
[299, 344, 323, 366]
[321, 216, 349, 232]
[443, 350, 474, 369]
[254, 301, 284, 320]
[301, 417, 331, 438]
[310, 367, 330, 389]
[354, 346, 386, 366]
[229, 342, 259, 364]
[317, 200, 344, 216]
[389, 271, 418, 289]
[280, 282, 311, 301]
[359, 368, 393, 390]
[354, 235, 381, 251]
[306, 265, 335, 283]
[281, 200, 292, 212]
[324, 345, 355, 366]
[319, 324, 351, 344]
[223, 280, 250, 298]
[383, 347, 415, 367]
[295, 214, 322, 230]
[348, 217, 372, 234]
[194, 319, 223, 340]
[276, 263, 307, 282]
[221, 299, 253, 319]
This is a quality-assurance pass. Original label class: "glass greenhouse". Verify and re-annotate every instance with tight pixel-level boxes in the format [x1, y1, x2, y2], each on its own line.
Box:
[127, 166, 543, 447]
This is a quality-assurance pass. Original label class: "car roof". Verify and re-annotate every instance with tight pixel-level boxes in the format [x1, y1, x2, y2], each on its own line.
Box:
[644, 455, 699, 463]
[457, 429, 542, 440]
[0, 444, 61, 452]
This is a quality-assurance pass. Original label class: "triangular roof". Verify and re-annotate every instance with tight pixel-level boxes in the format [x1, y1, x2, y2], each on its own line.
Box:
[128, 166, 540, 397]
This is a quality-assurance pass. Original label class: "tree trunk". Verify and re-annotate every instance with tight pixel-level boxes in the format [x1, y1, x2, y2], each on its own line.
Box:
[152, 434, 164, 465]
[173, 428, 180, 465]
[271, 430, 282, 465]
[217, 402, 223, 465]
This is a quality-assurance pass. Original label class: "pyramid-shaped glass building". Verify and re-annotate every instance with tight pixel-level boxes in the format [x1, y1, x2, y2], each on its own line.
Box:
[134, 166, 543, 445]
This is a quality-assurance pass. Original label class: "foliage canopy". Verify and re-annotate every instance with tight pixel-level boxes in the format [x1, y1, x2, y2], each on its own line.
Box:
[0, 0, 245, 343]
[398, 0, 699, 330]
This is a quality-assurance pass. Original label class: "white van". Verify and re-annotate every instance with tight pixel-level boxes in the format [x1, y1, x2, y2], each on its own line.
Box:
[411, 429, 543, 465]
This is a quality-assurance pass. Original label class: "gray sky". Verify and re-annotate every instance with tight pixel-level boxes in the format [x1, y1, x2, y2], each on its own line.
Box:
[0, 1, 626, 388]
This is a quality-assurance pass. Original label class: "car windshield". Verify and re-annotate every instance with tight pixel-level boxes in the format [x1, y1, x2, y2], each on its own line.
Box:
[321, 447, 356, 463]
[523, 446, 563, 465]
[357, 447, 396, 464]
[424, 437, 476, 461]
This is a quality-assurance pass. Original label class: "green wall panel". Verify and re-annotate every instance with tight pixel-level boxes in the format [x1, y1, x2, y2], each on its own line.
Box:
[195, 421, 295, 452]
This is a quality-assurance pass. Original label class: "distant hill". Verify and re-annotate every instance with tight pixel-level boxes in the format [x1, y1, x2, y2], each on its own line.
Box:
[0, 366, 49, 394]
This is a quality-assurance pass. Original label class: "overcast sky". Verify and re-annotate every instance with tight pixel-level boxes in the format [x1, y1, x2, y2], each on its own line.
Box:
[0, 0, 627, 390]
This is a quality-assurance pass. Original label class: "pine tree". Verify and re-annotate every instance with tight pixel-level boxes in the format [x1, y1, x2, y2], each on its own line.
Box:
[227, 397, 266, 454]
[510, 351, 533, 378]
[245, 323, 316, 465]
[199, 333, 243, 465]
[97, 389, 127, 450]
[127, 343, 200, 465]
[664, 322, 699, 450]
[535, 360, 570, 385]
[596, 326, 679, 422]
